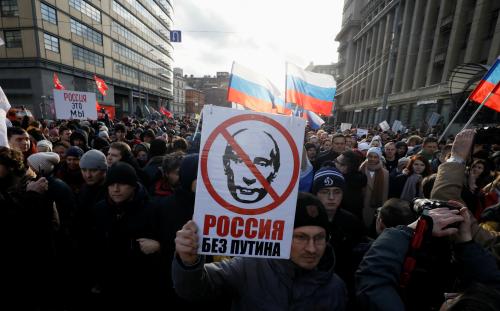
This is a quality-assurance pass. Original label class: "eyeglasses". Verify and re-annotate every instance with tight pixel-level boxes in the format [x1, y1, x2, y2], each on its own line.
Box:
[317, 188, 342, 197]
[293, 233, 327, 246]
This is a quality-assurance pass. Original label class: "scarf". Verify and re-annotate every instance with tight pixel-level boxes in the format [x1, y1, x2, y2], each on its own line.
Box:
[400, 173, 423, 202]
[361, 160, 385, 208]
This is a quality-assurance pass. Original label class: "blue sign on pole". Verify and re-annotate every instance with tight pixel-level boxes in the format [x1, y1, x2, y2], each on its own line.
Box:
[170, 30, 182, 43]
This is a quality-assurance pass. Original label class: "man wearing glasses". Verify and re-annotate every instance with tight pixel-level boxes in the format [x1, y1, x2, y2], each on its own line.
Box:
[172, 192, 347, 310]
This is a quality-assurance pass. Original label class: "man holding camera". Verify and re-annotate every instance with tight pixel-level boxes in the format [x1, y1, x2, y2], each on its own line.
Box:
[356, 199, 500, 310]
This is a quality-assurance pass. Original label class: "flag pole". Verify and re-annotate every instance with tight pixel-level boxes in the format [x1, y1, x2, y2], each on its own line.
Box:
[438, 98, 470, 142]
[461, 84, 500, 130]
[193, 109, 202, 138]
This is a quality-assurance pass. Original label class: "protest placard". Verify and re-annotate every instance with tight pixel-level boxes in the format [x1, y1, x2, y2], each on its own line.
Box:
[0, 86, 10, 147]
[392, 120, 403, 133]
[379, 120, 390, 132]
[53, 89, 97, 120]
[427, 112, 441, 127]
[193, 106, 305, 259]
[356, 128, 368, 137]
[340, 123, 352, 132]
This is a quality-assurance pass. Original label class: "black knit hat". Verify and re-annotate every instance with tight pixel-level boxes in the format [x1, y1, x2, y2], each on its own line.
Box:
[312, 167, 345, 194]
[294, 192, 330, 234]
[105, 162, 137, 187]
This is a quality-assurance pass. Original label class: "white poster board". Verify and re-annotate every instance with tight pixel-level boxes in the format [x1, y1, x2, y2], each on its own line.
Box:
[379, 120, 390, 132]
[193, 106, 305, 259]
[53, 89, 97, 120]
[392, 120, 403, 133]
[427, 112, 441, 127]
[0, 86, 10, 147]
[356, 128, 368, 137]
[340, 123, 352, 132]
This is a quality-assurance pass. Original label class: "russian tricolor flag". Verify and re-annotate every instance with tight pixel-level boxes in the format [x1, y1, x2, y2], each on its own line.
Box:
[285, 63, 336, 116]
[291, 105, 325, 129]
[228, 62, 286, 114]
[304, 110, 325, 130]
[470, 57, 500, 112]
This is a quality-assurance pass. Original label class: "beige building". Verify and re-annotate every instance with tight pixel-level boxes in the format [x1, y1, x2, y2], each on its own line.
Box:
[172, 67, 186, 115]
[335, 0, 500, 129]
[0, 0, 173, 118]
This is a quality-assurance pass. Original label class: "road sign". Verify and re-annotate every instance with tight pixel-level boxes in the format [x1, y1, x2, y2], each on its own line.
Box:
[194, 106, 305, 259]
[170, 30, 182, 42]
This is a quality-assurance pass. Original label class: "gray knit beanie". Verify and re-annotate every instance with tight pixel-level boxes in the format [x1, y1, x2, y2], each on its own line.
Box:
[28, 152, 60, 175]
[80, 149, 107, 170]
[36, 140, 53, 152]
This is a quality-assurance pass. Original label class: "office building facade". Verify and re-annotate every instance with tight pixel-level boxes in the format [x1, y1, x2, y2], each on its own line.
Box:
[335, 0, 500, 129]
[0, 0, 174, 119]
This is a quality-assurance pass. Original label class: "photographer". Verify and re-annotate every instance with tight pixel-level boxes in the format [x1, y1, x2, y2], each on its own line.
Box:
[431, 130, 500, 250]
[356, 200, 500, 311]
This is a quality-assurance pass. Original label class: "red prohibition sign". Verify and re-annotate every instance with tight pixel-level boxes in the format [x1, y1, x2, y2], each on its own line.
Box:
[201, 114, 300, 215]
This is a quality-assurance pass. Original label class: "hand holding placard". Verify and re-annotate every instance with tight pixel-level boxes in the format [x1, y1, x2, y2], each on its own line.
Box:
[175, 220, 200, 265]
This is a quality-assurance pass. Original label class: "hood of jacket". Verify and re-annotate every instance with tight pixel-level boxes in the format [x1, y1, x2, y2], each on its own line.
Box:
[70, 129, 89, 147]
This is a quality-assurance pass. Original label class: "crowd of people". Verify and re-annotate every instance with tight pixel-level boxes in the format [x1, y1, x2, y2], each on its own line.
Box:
[2, 111, 500, 310]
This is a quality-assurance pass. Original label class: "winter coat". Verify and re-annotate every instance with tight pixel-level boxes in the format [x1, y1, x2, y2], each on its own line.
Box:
[172, 246, 347, 311]
[330, 208, 366, 306]
[342, 172, 367, 220]
[90, 183, 163, 309]
[356, 226, 500, 311]
[1, 175, 57, 308]
[431, 162, 500, 249]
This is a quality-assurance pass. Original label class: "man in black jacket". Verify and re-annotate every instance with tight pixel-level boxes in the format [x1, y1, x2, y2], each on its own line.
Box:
[90, 162, 162, 310]
[312, 166, 366, 306]
[314, 133, 346, 170]
[356, 201, 500, 311]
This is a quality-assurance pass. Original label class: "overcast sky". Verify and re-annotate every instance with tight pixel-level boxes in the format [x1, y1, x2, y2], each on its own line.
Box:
[172, 0, 343, 89]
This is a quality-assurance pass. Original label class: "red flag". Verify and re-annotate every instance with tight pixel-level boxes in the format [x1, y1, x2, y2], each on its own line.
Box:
[94, 75, 108, 96]
[53, 73, 65, 90]
[160, 106, 173, 118]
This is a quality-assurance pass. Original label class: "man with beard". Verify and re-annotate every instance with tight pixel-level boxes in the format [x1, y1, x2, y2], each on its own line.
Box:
[223, 128, 280, 204]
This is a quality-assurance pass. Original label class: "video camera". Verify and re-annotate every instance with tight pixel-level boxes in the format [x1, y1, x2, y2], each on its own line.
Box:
[474, 127, 500, 145]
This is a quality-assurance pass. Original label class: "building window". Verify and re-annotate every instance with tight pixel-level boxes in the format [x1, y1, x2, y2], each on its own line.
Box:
[69, 0, 101, 23]
[41, 3, 57, 24]
[114, 62, 138, 79]
[4, 30, 21, 48]
[43, 33, 59, 53]
[72, 45, 104, 67]
[70, 19, 103, 45]
[0, 0, 18, 16]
